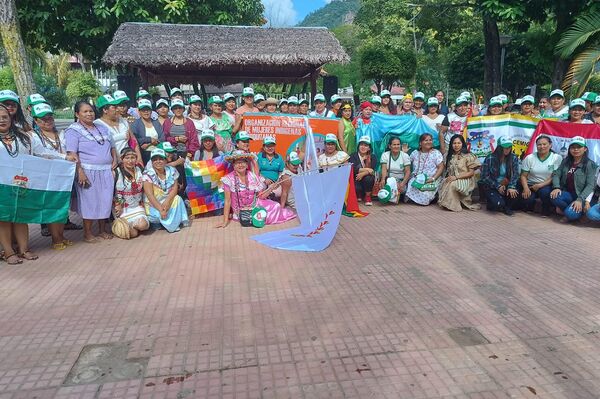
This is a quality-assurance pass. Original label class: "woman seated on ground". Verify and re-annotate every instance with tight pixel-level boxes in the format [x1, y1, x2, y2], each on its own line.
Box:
[0, 104, 38, 264]
[584, 171, 600, 223]
[406, 133, 444, 206]
[193, 130, 222, 161]
[438, 134, 481, 212]
[379, 136, 411, 204]
[216, 151, 296, 228]
[142, 148, 189, 233]
[349, 136, 376, 206]
[567, 98, 594, 124]
[257, 136, 285, 187]
[318, 134, 350, 171]
[30, 103, 78, 250]
[479, 137, 519, 215]
[112, 147, 149, 239]
[518, 135, 562, 216]
[550, 136, 597, 222]
[279, 151, 303, 210]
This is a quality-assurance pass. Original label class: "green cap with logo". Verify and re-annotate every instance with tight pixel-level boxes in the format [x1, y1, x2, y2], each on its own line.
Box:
[31, 103, 53, 118]
[370, 95, 382, 105]
[455, 96, 469, 105]
[287, 151, 302, 165]
[155, 99, 169, 108]
[549, 89, 564, 98]
[27, 93, 46, 106]
[235, 131, 253, 141]
[377, 185, 392, 203]
[414, 92, 425, 101]
[582, 92, 597, 102]
[489, 96, 503, 106]
[254, 94, 265, 103]
[330, 94, 341, 103]
[314, 94, 326, 102]
[427, 97, 439, 106]
[0, 90, 19, 103]
[200, 130, 215, 141]
[380, 90, 391, 97]
[113, 90, 130, 104]
[170, 87, 183, 97]
[208, 95, 223, 105]
[223, 93, 235, 102]
[498, 136, 513, 148]
[570, 136, 586, 147]
[137, 98, 152, 110]
[150, 148, 167, 159]
[358, 135, 371, 145]
[521, 95, 535, 104]
[170, 98, 185, 110]
[157, 142, 176, 153]
[189, 95, 202, 104]
[569, 98, 586, 109]
[136, 89, 150, 99]
[251, 207, 267, 228]
[263, 136, 276, 145]
[96, 94, 119, 109]
[325, 133, 338, 143]
[242, 87, 254, 97]
[287, 96, 299, 105]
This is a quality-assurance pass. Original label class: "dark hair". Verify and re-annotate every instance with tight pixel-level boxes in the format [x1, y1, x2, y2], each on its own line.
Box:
[486, 104, 504, 116]
[535, 135, 552, 145]
[3, 100, 32, 131]
[336, 101, 354, 119]
[445, 134, 469, 172]
[564, 143, 590, 172]
[418, 133, 433, 151]
[381, 96, 398, 113]
[198, 139, 220, 160]
[117, 147, 138, 181]
[435, 90, 444, 96]
[387, 135, 402, 150]
[0, 103, 31, 149]
[73, 101, 94, 122]
[492, 143, 516, 181]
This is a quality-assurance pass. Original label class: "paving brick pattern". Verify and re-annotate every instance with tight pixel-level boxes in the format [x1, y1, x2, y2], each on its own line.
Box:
[0, 204, 599, 398]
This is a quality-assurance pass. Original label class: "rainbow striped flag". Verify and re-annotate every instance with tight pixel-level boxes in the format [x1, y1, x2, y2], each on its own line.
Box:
[185, 156, 228, 215]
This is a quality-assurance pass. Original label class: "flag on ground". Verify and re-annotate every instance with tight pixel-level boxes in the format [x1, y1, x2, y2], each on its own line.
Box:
[343, 173, 368, 218]
[0, 152, 75, 224]
[185, 156, 228, 215]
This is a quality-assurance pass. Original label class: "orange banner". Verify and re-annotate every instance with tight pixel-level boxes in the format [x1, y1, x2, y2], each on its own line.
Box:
[243, 114, 339, 157]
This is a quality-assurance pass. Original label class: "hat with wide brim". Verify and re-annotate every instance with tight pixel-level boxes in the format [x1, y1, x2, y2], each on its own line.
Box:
[378, 186, 392, 203]
[265, 97, 278, 106]
[252, 207, 268, 228]
[225, 150, 255, 163]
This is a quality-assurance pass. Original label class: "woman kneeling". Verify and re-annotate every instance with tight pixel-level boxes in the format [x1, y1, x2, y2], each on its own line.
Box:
[143, 148, 189, 232]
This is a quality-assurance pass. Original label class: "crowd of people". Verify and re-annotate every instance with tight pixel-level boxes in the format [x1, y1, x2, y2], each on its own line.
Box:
[1, 86, 600, 265]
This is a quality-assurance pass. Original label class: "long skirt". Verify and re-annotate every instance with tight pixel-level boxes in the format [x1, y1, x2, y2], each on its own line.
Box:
[146, 194, 189, 233]
[257, 198, 296, 225]
[73, 169, 114, 219]
[438, 178, 480, 212]
[121, 205, 148, 227]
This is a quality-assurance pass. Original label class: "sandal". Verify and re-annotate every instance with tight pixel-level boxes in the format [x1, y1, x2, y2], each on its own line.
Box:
[84, 236, 99, 243]
[18, 251, 39, 260]
[99, 232, 113, 240]
[5, 253, 23, 265]
[62, 239, 74, 246]
[52, 242, 68, 250]
[64, 221, 83, 230]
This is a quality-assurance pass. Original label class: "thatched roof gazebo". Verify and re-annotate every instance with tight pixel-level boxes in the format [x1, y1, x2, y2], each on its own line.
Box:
[103, 22, 349, 96]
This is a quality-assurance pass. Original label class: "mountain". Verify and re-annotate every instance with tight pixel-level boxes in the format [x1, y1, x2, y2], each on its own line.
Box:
[297, 0, 360, 29]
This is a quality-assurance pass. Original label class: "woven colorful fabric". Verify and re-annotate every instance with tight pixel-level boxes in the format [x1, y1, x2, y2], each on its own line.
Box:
[185, 156, 228, 215]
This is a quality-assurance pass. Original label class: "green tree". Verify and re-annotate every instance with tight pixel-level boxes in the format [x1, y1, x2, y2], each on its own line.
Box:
[324, 25, 364, 93]
[17, 0, 265, 63]
[360, 41, 416, 91]
[66, 71, 102, 102]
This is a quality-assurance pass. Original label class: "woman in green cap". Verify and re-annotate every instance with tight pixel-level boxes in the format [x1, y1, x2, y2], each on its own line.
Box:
[0, 90, 32, 131]
[349, 136, 376, 205]
[188, 95, 215, 141]
[287, 96, 299, 114]
[318, 133, 349, 170]
[193, 130, 222, 161]
[479, 136, 519, 216]
[131, 99, 164, 165]
[486, 96, 504, 116]
[298, 98, 309, 115]
[379, 90, 397, 115]
[567, 99, 593, 124]
[278, 98, 289, 114]
[379, 136, 411, 203]
[155, 99, 170, 127]
[422, 97, 448, 151]
[95, 94, 142, 162]
[545, 89, 569, 120]
[208, 96, 233, 152]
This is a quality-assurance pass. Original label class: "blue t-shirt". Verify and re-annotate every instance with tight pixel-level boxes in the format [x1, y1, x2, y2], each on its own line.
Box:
[257, 152, 285, 181]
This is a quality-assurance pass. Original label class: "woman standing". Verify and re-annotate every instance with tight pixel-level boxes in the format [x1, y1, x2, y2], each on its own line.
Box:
[65, 101, 117, 242]
[188, 95, 215, 141]
[0, 90, 32, 131]
[215, 151, 295, 228]
[113, 147, 149, 239]
[257, 136, 285, 186]
[519, 135, 562, 215]
[379, 136, 411, 203]
[30, 103, 77, 250]
[223, 93, 237, 129]
[567, 98, 594, 124]
[208, 96, 233, 152]
[406, 133, 445, 205]
[337, 102, 356, 154]
[131, 98, 164, 165]
[422, 97, 448, 153]
[143, 149, 189, 233]
[298, 99, 310, 116]
[95, 94, 142, 162]
[349, 136, 376, 205]
[193, 130, 222, 161]
[398, 94, 415, 116]
[520, 95, 536, 117]
[486, 97, 504, 115]
[550, 136, 597, 222]
[330, 94, 343, 116]
[0, 104, 37, 264]
[155, 99, 170, 127]
[379, 90, 397, 115]
[479, 137, 520, 215]
[438, 134, 481, 212]
[545, 89, 569, 120]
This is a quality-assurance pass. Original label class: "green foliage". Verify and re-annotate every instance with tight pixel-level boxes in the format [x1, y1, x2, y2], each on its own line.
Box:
[0, 66, 17, 91]
[33, 69, 68, 108]
[360, 41, 416, 87]
[65, 71, 102, 101]
[444, 35, 485, 91]
[17, 0, 265, 62]
[298, 0, 360, 29]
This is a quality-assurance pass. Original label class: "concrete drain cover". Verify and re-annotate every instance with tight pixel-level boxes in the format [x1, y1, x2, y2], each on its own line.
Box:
[63, 342, 148, 386]
[447, 327, 490, 347]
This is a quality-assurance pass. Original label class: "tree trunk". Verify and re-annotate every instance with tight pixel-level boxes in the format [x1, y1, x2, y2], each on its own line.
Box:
[483, 16, 500, 100]
[0, 0, 36, 105]
[551, 8, 572, 89]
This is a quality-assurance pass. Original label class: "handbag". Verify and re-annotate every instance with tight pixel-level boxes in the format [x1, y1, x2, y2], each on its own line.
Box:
[235, 173, 257, 227]
[411, 174, 438, 191]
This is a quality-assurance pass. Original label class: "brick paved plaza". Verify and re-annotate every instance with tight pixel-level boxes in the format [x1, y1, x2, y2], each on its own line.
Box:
[1, 204, 600, 399]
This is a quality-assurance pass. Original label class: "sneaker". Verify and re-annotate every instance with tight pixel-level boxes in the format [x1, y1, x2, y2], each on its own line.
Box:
[504, 208, 514, 216]
[365, 195, 373, 206]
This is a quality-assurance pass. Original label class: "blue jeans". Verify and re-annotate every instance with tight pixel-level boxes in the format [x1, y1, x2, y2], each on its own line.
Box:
[587, 199, 600, 222]
[520, 185, 553, 213]
[485, 188, 517, 212]
[550, 191, 583, 221]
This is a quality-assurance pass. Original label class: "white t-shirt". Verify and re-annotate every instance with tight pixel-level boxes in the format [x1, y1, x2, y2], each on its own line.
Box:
[444, 113, 467, 144]
[95, 117, 129, 154]
[544, 106, 569, 120]
[380, 151, 411, 180]
[191, 116, 216, 143]
[521, 152, 562, 185]
[309, 109, 336, 118]
[422, 114, 446, 132]
[318, 151, 349, 170]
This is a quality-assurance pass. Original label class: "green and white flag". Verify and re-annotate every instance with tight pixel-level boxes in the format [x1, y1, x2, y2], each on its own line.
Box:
[466, 114, 539, 162]
[0, 152, 76, 224]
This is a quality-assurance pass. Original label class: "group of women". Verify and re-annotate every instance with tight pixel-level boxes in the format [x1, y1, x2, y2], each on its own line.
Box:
[1, 86, 600, 265]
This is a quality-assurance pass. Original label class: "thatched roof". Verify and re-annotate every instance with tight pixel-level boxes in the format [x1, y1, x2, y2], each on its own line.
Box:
[102, 23, 349, 85]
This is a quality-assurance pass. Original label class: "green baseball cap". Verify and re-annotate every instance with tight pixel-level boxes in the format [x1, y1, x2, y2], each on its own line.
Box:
[569, 98, 586, 109]
[549, 89, 564, 98]
[287, 151, 302, 165]
[170, 87, 183, 97]
[150, 148, 167, 159]
[0, 90, 19, 103]
[170, 98, 185, 110]
[112, 90, 130, 104]
[330, 94, 341, 103]
[223, 93, 235, 102]
[314, 94, 326, 102]
[582, 92, 597, 102]
[498, 94, 508, 104]
[208, 95, 223, 105]
[254, 94, 265, 103]
[370, 95, 382, 105]
[235, 131, 253, 141]
[27, 93, 46, 106]
[414, 92, 425, 100]
[358, 135, 371, 145]
[489, 96, 503, 106]
[200, 130, 215, 141]
[136, 89, 150, 99]
[521, 95, 535, 104]
[570, 136, 586, 147]
[242, 87, 254, 97]
[96, 94, 119, 109]
[325, 133, 338, 143]
[189, 95, 202, 104]
[263, 136, 276, 145]
[299, 98, 309, 105]
[155, 99, 169, 109]
[251, 207, 267, 228]
[287, 96, 299, 105]
[455, 96, 469, 105]
[157, 142, 176, 153]
[498, 136, 513, 148]
[137, 98, 152, 110]
[377, 185, 392, 203]
[31, 103, 53, 118]
[380, 90, 391, 97]
[427, 97, 439, 106]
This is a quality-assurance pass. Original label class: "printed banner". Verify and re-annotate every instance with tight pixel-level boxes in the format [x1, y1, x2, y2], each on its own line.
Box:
[524, 119, 600, 164]
[243, 113, 339, 158]
[185, 155, 228, 215]
[0, 152, 75, 224]
[251, 165, 350, 252]
[466, 114, 539, 162]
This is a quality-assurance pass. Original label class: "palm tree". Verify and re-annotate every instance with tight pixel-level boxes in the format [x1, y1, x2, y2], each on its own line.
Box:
[556, 12, 600, 97]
